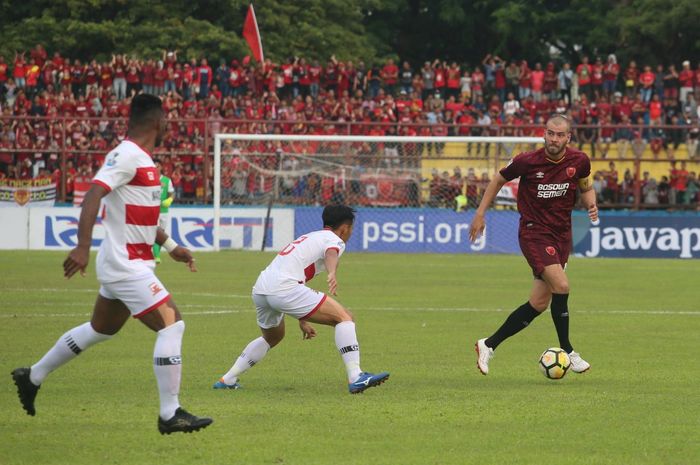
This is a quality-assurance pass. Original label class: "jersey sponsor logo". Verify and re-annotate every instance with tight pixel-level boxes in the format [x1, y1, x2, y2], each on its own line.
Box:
[566, 167, 576, 177]
[545, 246, 556, 256]
[537, 182, 570, 198]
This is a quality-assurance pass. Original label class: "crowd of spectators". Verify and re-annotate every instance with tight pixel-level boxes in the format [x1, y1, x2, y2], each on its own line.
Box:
[0, 44, 699, 207]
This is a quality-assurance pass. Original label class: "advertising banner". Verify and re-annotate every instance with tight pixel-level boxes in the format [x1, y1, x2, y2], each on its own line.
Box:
[28, 207, 294, 251]
[295, 208, 521, 254]
[573, 212, 700, 259]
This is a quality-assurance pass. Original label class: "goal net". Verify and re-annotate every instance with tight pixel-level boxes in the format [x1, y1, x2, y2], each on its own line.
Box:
[212, 134, 542, 253]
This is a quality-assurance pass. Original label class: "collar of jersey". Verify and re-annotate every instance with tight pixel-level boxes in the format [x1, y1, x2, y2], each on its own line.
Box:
[124, 138, 153, 158]
[544, 147, 568, 164]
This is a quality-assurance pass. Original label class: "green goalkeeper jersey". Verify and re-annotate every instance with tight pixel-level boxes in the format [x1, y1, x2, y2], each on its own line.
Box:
[160, 175, 174, 213]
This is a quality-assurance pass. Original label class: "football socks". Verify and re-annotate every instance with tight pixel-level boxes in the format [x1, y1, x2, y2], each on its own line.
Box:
[550, 293, 574, 353]
[485, 302, 540, 350]
[154, 320, 184, 420]
[30, 322, 112, 385]
[335, 321, 362, 382]
[221, 336, 270, 385]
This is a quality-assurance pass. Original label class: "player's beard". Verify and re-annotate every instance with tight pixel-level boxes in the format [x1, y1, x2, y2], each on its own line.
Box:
[545, 141, 565, 159]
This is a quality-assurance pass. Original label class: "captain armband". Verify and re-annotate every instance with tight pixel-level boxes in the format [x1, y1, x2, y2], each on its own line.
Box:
[578, 175, 593, 192]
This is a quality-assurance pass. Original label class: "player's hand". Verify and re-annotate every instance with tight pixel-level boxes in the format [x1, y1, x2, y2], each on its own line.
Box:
[299, 321, 317, 340]
[587, 204, 599, 223]
[469, 214, 486, 242]
[327, 272, 338, 296]
[169, 246, 197, 272]
[63, 245, 90, 278]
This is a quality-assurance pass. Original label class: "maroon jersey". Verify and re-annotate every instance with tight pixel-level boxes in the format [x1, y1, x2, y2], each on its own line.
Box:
[500, 147, 591, 238]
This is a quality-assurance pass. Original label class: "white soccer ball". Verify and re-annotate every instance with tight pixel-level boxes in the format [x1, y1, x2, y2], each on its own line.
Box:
[539, 347, 571, 379]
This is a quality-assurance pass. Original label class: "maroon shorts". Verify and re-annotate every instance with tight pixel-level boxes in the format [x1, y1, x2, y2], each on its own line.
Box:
[518, 232, 571, 279]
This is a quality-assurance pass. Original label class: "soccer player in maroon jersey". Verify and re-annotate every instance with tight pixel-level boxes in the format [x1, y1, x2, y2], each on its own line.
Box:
[469, 114, 598, 375]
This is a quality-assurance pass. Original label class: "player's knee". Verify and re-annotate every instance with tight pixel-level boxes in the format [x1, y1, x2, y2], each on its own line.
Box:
[551, 282, 570, 294]
[262, 328, 285, 348]
[530, 299, 549, 312]
[265, 335, 284, 348]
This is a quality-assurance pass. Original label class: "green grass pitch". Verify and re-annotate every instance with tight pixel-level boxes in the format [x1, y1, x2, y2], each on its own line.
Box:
[1, 251, 698, 465]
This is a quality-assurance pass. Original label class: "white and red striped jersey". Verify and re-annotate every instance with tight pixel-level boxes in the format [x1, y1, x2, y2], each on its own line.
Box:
[253, 229, 346, 295]
[92, 139, 161, 283]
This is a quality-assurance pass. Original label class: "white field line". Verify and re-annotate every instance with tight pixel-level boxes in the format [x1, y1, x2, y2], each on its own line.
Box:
[0, 305, 696, 318]
[1, 288, 697, 317]
[1, 288, 250, 299]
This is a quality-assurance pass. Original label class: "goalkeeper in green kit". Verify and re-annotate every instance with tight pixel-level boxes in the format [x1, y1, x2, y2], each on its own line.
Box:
[154, 165, 175, 264]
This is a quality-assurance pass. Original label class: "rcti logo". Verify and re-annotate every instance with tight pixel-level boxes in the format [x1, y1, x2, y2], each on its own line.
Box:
[45, 216, 103, 247]
[170, 216, 273, 249]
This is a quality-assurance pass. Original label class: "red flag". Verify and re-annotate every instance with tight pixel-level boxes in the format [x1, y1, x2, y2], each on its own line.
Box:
[243, 4, 264, 63]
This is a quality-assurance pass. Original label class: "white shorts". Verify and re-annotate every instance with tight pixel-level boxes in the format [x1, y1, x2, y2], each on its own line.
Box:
[99, 272, 171, 318]
[253, 285, 327, 329]
[158, 213, 170, 232]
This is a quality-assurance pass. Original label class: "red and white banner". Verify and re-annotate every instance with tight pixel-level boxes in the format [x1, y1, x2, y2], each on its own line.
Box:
[360, 174, 416, 207]
[73, 176, 92, 206]
[243, 4, 264, 63]
[496, 178, 519, 206]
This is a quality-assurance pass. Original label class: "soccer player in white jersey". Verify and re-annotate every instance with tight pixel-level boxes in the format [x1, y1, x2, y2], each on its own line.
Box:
[11, 95, 212, 435]
[213, 205, 390, 394]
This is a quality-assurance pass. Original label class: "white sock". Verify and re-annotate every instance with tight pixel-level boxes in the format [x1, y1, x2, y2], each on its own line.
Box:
[221, 336, 270, 385]
[335, 321, 362, 382]
[153, 320, 184, 420]
[30, 322, 112, 385]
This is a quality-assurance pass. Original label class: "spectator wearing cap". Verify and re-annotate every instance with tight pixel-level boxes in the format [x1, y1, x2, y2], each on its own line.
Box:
[679, 60, 694, 103]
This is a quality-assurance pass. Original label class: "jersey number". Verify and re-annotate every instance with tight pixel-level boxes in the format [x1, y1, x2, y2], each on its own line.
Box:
[279, 236, 308, 256]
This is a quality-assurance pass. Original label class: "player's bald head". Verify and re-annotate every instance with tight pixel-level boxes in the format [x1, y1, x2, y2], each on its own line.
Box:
[546, 114, 571, 133]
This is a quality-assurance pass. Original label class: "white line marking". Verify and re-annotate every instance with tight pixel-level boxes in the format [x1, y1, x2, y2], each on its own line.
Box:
[0, 306, 696, 318]
[2, 288, 250, 299]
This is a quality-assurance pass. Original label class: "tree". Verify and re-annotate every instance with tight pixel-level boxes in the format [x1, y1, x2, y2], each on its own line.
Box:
[0, 0, 697, 67]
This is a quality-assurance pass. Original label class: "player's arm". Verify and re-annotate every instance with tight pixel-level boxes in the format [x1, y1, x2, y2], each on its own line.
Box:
[578, 175, 599, 223]
[162, 191, 175, 208]
[155, 228, 197, 272]
[324, 248, 340, 296]
[468, 172, 508, 242]
[63, 184, 109, 278]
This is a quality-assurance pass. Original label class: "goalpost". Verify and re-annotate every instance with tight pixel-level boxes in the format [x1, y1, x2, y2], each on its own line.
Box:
[212, 134, 542, 252]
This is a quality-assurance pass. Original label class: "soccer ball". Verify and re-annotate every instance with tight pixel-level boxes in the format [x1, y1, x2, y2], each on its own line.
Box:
[539, 347, 571, 379]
